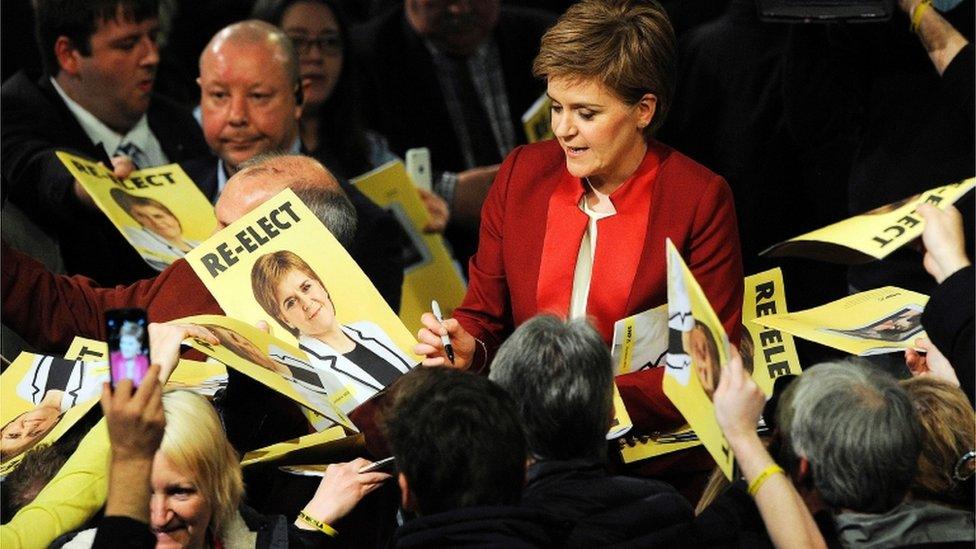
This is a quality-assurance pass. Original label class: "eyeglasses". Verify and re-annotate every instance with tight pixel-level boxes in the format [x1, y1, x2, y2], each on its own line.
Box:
[288, 34, 344, 56]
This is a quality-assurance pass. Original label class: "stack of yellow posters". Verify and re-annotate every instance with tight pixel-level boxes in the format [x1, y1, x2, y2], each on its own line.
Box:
[352, 161, 467, 334]
[56, 151, 217, 271]
[762, 179, 975, 264]
[522, 93, 554, 143]
[663, 239, 735, 479]
[753, 287, 929, 356]
[610, 303, 668, 376]
[185, 189, 420, 426]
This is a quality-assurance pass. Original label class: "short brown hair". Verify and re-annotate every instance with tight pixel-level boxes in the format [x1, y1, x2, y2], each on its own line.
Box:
[251, 250, 328, 337]
[901, 377, 975, 506]
[532, 0, 676, 137]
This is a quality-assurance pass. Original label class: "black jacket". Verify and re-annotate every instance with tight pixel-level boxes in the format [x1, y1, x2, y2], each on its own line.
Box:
[393, 505, 562, 548]
[1, 69, 212, 285]
[921, 264, 975, 404]
[520, 459, 694, 548]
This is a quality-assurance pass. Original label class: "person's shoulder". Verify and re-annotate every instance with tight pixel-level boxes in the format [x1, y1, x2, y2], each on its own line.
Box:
[655, 141, 728, 196]
[2, 70, 60, 114]
[507, 140, 565, 171]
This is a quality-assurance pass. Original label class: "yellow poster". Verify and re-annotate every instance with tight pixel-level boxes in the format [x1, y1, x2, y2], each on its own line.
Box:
[241, 426, 362, 467]
[662, 239, 735, 479]
[741, 269, 802, 395]
[522, 93, 554, 143]
[619, 424, 703, 464]
[753, 286, 929, 356]
[175, 314, 356, 430]
[0, 351, 107, 472]
[352, 161, 467, 334]
[610, 303, 668, 375]
[184, 190, 419, 417]
[56, 151, 217, 271]
[607, 382, 633, 439]
[762, 179, 975, 264]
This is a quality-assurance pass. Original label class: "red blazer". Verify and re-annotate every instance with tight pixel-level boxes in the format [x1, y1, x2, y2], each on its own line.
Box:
[454, 139, 744, 432]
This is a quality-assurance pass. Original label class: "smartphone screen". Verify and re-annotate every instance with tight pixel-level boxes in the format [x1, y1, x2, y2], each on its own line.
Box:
[106, 308, 150, 390]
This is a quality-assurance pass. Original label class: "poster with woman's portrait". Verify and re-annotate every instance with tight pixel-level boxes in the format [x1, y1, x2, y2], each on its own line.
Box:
[661, 239, 735, 480]
[754, 287, 929, 356]
[56, 151, 217, 271]
[0, 350, 107, 474]
[185, 189, 420, 416]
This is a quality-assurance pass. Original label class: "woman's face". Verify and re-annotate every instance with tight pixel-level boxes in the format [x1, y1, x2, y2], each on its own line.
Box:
[548, 76, 655, 191]
[687, 327, 719, 398]
[119, 333, 141, 359]
[131, 203, 183, 240]
[0, 406, 62, 460]
[282, 1, 344, 109]
[275, 268, 336, 338]
[150, 452, 213, 549]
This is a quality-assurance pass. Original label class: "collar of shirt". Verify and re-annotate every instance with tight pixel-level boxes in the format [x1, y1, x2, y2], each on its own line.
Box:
[578, 178, 617, 220]
[214, 138, 304, 202]
[50, 76, 156, 161]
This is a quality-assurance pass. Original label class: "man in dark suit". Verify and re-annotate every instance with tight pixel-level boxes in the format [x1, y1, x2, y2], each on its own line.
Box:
[187, 20, 404, 310]
[1, 0, 211, 286]
[349, 1, 554, 268]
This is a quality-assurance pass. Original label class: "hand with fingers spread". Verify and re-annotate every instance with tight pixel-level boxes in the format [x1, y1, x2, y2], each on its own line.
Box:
[418, 188, 450, 233]
[905, 337, 960, 387]
[917, 204, 970, 284]
[100, 363, 166, 523]
[295, 458, 392, 532]
[148, 322, 219, 383]
[414, 312, 476, 369]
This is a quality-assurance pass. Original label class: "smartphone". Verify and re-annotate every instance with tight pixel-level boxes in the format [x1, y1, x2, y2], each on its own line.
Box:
[405, 147, 432, 191]
[106, 308, 150, 390]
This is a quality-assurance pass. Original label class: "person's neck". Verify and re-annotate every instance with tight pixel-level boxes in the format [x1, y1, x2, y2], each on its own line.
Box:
[314, 328, 354, 353]
[301, 115, 320, 153]
[587, 140, 648, 196]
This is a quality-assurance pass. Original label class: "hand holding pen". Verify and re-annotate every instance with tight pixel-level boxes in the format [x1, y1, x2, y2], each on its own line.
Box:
[413, 303, 477, 369]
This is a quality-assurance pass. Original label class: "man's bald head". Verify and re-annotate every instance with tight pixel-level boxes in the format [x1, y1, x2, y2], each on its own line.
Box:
[214, 154, 342, 229]
[198, 20, 303, 175]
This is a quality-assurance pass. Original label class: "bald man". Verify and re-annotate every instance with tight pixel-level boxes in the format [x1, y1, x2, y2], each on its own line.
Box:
[183, 21, 403, 307]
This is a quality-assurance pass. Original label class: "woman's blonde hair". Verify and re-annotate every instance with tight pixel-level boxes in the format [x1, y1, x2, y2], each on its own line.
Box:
[532, 0, 676, 138]
[109, 188, 182, 231]
[251, 250, 328, 337]
[160, 391, 243, 535]
[901, 377, 975, 506]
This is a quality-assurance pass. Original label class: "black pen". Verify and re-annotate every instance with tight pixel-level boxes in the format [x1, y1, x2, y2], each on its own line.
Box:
[431, 300, 455, 365]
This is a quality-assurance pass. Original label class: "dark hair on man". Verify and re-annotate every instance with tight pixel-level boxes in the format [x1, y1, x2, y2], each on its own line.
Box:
[490, 315, 613, 461]
[790, 360, 922, 514]
[34, 0, 159, 75]
[383, 367, 527, 516]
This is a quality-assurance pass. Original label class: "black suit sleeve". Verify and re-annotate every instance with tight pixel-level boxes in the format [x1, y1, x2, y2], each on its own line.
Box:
[921, 265, 974, 404]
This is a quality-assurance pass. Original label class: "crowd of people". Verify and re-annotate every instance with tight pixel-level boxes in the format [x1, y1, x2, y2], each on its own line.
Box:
[1, 0, 973, 547]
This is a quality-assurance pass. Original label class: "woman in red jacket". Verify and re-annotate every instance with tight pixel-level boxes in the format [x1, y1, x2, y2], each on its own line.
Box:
[415, 0, 743, 432]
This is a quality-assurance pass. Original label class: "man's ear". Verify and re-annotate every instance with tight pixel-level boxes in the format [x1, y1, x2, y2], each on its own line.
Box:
[796, 456, 813, 487]
[54, 36, 81, 76]
[398, 472, 416, 512]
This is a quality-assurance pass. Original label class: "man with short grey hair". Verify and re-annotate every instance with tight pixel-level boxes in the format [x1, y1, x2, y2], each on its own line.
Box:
[490, 315, 693, 546]
[787, 360, 974, 547]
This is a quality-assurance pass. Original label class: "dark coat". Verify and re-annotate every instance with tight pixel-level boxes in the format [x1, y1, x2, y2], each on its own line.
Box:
[921, 264, 975, 405]
[392, 505, 562, 548]
[520, 459, 694, 548]
[1, 69, 211, 285]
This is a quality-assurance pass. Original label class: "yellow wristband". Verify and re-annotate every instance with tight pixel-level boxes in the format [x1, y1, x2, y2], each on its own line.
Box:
[747, 463, 785, 497]
[298, 510, 338, 537]
[911, 0, 932, 33]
